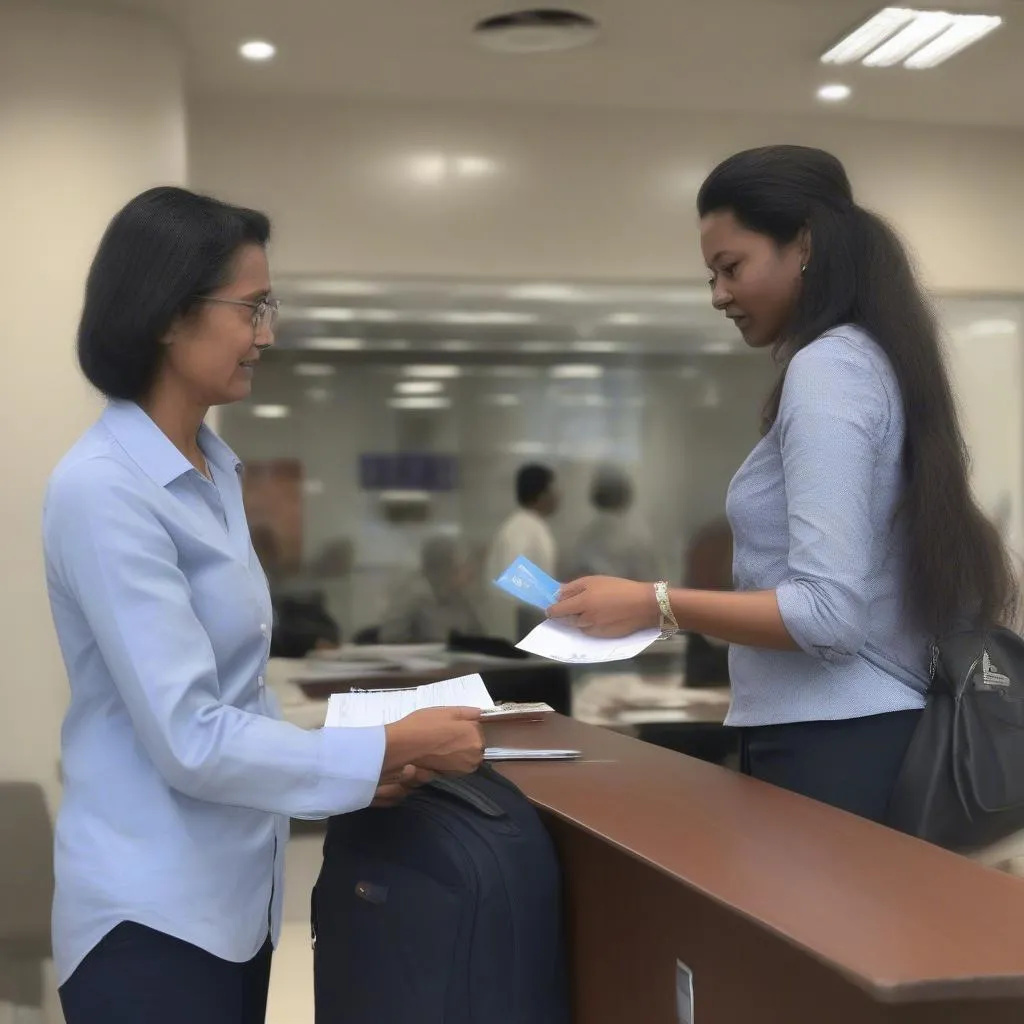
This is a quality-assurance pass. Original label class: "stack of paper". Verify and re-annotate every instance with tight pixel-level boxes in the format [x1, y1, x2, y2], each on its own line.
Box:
[324, 674, 493, 728]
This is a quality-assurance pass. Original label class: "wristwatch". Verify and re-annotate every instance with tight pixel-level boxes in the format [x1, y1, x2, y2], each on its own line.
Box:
[654, 580, 679, 640]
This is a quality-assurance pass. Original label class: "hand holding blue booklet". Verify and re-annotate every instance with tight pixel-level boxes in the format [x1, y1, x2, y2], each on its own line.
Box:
[493, 556, 561, 611]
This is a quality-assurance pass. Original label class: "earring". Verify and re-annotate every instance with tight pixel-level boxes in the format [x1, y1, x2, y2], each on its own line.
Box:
[800, 264, 807, 274]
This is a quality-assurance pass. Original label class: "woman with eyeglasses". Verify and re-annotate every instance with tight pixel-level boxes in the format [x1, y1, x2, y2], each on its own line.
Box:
[44, 187, 485, 1024]
[548, 145, 1017, 824]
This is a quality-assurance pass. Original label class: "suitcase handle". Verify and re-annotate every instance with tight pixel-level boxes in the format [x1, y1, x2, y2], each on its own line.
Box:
[426, 776, 507, 819]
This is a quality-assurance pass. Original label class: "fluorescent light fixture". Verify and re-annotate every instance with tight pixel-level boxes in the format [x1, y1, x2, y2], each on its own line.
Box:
[489, 366, 540, 378]
[440, 311, 537, 325]
[507, 284, 586, 302]
[508, 441, 549, 457]
[822, 7, 916, 63]
[863, 10, 955, 66]
[816, 83, 852, 102]
[550, 364, 604, 379]
[293, 362, 337, 377]
[403, 364, 461, 379]
[306, 337, 365, 351]
[388, 396, 451, 411]
[607, 312, 647, 326]
[379, 490, 432, 503]
[571, 340, 623, 353]
[966, 318, 1018, 338]
[903, 14, 1002, 68]
[239, 40, 276, 61]
[251, 404, 290, 419]
[298, 307, 401, 323]
[396, 380, 444, 396]
[484, 393, 522, 407]
[299, 280, 384, 296]
[822, 7, 1002, 69]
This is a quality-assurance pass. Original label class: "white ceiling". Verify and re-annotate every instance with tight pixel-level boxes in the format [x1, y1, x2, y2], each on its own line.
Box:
[67, 0, 1024, 128]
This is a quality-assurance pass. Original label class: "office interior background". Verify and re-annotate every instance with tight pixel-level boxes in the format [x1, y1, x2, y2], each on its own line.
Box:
[2, 0, 1024, 1020]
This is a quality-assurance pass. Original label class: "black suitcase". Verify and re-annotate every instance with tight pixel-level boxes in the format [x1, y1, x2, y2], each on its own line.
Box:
[312, 765, 570, 1024]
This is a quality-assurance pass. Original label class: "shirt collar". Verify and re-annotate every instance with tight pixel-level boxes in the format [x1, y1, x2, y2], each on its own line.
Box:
[101, 401, 242, 488]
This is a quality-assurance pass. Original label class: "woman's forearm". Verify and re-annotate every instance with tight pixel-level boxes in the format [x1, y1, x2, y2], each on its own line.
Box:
[668, 587, 800, 651]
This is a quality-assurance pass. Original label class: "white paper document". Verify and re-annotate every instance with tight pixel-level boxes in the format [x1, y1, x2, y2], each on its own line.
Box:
[324, 673, 494, 728]
[515, 619, 661, 664]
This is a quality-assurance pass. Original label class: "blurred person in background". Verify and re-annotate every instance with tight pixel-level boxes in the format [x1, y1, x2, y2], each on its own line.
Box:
[379, 534, 483, 644]
[484, 463, 560, 641]
[562, 465, 658, 583]
[43, 186, 484, 1024]
[549, 145, 1017, 824]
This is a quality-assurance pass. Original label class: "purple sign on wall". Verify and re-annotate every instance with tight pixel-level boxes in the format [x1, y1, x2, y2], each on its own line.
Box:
[359, 453, 459, 491]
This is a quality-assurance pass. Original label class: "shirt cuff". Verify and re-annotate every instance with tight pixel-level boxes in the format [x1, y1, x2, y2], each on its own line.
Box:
[310, 725, 387, 816]
[776, 578, 859, 663]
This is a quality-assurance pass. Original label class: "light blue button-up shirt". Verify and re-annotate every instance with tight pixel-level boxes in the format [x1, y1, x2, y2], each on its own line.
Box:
[725, 327, 930, 727]
[43, 401, 386, 986]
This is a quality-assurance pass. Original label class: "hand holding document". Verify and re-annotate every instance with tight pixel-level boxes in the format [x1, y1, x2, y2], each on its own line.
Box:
[516, 618, 661, 664]
[493, 557, 661, 664]
[324, 674, 577, 762]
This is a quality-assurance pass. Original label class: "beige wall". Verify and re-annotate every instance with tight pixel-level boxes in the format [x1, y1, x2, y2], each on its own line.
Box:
[0, 3, 186, 804]
[190, 97, 1024, 293]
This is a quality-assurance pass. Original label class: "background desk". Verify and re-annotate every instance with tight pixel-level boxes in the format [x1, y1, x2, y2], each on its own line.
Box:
[487, 715, 1024, 1024]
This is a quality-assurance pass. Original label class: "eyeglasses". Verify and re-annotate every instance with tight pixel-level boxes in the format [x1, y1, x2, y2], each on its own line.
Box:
[199, 296, 280, 338]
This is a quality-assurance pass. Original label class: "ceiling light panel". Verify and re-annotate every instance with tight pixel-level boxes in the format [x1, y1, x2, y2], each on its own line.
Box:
[822, 7, 1002, 69]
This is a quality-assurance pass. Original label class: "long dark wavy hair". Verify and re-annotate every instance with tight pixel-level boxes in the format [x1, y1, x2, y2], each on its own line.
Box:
[697, 144, 1017, 636]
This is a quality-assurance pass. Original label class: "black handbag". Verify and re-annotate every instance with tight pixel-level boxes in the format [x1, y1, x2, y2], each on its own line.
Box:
[887, 626, 1024, 851]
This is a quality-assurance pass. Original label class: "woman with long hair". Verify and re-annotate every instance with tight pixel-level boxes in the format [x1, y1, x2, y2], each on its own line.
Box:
[549, 145, 1016, 821]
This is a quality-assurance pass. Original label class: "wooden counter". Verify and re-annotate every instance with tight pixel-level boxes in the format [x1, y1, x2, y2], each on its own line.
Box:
[485, 715, 1024, 1023]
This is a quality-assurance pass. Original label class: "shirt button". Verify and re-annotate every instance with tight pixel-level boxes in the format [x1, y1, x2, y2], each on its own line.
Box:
[260, 623, 269, 637]
[258, 675, 265, 688]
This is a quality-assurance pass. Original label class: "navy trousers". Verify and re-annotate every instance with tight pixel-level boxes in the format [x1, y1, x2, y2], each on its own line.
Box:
[740, 709, 923, 823]
[60, 922, 272, 1024]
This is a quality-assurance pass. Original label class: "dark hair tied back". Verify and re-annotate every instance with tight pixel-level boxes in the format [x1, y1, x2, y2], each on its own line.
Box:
[698, 145, 1017, 636]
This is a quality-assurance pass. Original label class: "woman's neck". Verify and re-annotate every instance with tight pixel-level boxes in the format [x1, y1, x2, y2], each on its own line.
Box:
[139, 384, 210, 473]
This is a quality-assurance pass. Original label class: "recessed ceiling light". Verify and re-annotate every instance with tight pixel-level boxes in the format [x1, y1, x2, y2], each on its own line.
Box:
[817, 83, 852, 103]
[821, 7, 1002, 69]
[239, 40, 276, 62]
[473, 9, 600, 54]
